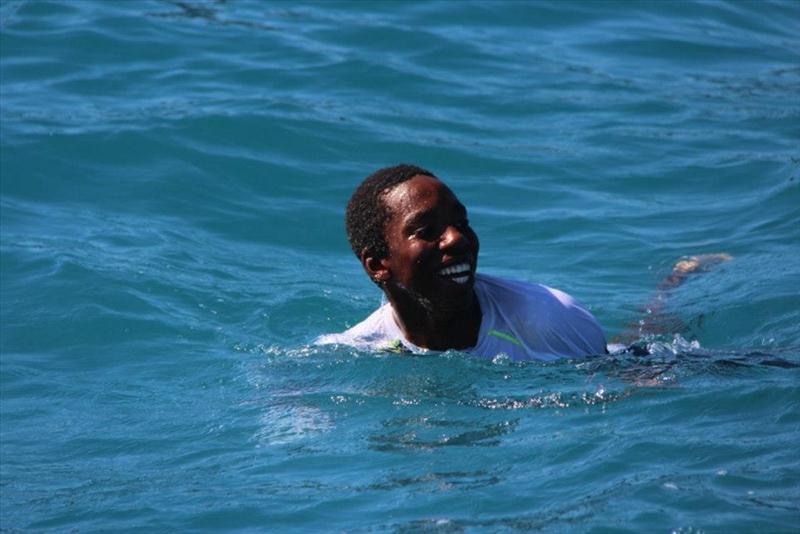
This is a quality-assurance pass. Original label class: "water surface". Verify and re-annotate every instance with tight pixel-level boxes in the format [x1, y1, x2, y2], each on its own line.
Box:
[1, 1, 799, 531]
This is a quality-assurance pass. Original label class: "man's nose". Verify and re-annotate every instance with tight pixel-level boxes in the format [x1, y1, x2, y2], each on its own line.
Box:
[440, 225, 469, 250]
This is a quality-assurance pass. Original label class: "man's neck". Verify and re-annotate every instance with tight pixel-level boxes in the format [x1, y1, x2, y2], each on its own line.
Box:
[385, 289, 482, 351]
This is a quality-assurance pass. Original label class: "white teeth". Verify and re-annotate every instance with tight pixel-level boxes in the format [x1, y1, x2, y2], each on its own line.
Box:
[438, 262, 471, 277]
[452, 276, 469, 284]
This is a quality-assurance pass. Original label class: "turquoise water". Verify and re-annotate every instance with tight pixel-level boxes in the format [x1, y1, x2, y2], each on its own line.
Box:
[2, 0, 799, 530]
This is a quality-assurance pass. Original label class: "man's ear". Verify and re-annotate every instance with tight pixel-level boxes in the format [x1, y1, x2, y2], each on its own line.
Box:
[361, 248, 390, 284]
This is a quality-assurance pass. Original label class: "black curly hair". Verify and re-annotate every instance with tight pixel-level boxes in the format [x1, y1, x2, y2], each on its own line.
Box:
[346, 164, 437, 260]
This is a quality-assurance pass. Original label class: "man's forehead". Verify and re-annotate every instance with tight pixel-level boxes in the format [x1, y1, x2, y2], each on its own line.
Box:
[383, 175, 460, 212]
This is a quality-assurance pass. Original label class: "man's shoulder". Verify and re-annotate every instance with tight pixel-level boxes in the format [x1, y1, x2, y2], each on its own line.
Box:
[476, 273, 572, 309]
[475, 273, 606, 357]
[314, 303, 399, 350]
[476, 273, 600, 331]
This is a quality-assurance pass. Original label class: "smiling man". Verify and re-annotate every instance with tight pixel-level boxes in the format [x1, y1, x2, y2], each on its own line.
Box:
[317, 164, 608, 361]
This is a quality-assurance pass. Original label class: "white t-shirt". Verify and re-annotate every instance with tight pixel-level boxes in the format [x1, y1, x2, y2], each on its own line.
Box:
[316, 273, 607, 361]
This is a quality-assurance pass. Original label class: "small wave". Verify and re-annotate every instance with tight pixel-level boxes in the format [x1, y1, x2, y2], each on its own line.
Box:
[368, 418, 518, 452]
[468, 387, 630, 411]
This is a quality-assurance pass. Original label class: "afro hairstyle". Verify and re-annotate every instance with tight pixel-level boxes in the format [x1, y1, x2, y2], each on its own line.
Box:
[345, 163, 437, 261]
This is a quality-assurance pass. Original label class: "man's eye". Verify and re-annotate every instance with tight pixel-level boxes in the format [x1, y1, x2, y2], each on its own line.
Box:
[413, 226, 437, 240]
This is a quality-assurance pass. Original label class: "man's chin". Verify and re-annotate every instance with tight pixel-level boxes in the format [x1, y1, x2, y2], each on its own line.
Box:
[428, 276, 476, 311]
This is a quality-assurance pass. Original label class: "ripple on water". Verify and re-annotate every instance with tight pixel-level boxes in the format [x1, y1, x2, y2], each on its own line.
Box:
[2, 0, 799, 531]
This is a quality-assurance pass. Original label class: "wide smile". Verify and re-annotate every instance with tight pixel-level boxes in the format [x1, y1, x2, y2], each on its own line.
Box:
[437, 262, 472, 284]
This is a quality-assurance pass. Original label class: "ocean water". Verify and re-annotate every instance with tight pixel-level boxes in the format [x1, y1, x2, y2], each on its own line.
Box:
[1, 0, 799, 531]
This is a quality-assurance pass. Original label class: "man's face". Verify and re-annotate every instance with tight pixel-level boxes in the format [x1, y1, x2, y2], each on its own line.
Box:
[379, 175, 480, 307]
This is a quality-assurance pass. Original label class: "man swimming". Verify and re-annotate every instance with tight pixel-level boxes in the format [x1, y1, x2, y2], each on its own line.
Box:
[317, 164, 607, 361]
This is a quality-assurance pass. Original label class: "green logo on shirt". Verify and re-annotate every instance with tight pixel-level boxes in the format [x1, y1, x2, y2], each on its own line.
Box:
[488, 329, 522, 347]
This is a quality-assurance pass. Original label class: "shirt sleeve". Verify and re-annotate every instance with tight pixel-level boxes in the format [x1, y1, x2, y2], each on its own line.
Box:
[529, 287, 607, 356]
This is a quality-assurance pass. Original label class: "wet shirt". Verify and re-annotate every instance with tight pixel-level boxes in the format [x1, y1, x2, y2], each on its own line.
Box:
[316, 274, 607, 361]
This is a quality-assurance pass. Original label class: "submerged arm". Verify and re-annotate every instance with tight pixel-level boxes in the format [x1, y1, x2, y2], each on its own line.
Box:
[613, 253, 732, 346]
